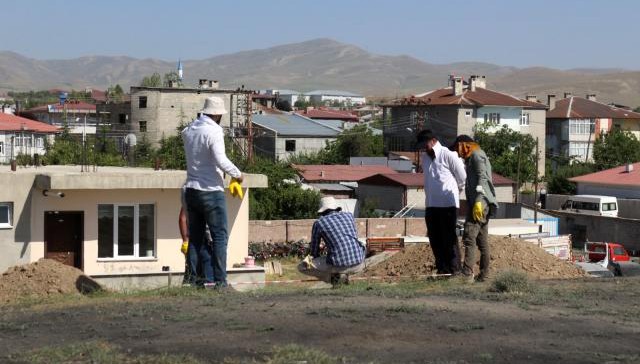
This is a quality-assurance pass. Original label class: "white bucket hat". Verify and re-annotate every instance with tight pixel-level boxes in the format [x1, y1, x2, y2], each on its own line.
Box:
[201, 96, 228, 115]
[318, 196, 341, 214]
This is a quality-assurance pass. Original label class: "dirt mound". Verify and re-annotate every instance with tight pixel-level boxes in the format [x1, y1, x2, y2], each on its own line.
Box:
[0, 259, 101, 304]
[362, 235, 586, 279]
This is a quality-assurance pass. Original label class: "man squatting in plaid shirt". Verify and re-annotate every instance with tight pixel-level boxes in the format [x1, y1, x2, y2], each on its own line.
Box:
[298, 196, 366, 285]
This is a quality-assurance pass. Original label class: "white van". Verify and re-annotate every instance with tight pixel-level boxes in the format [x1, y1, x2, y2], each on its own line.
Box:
[561, 195, 618, 217]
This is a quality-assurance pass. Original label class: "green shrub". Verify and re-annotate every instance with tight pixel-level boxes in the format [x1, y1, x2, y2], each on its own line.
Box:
[491, 270, 531, 293]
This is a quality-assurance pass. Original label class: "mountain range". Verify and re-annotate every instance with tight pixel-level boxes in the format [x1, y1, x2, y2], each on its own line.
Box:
[1, 38, 639, 107]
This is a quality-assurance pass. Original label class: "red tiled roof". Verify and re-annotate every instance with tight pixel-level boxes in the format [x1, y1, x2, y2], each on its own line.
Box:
[387, 87, 546, 109]
[547, 97, 640, 119]
[359, 173, 424, 187]
[0, 113, 60, 133]
[26, 101, 96, 113]
[293, 164, 397, 182]
[297, 108, 359, 121]
[569, 163, 640, 187]
[91, 89, 107, 102]
[491, 173, 515, 186]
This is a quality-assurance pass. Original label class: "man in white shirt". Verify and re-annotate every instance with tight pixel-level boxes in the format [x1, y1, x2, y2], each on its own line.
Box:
[182, 96, 243, 289]
[417, 129, 466, 276]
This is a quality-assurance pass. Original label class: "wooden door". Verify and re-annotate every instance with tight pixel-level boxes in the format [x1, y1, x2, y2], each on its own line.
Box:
[44, 211, 83, 269]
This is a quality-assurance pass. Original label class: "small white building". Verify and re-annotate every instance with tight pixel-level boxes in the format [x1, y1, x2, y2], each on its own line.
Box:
[0, 113, 60, 164]
[0, 166, 267, 290]
[252, 112, 340, 161]
[306, 90, 366, 106]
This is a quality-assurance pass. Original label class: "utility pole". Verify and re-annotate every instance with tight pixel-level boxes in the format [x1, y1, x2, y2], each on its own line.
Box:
[534, 137, 539, 224]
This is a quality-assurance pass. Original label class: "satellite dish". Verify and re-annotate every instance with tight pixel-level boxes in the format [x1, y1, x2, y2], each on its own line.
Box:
[125, 133, 137, 146]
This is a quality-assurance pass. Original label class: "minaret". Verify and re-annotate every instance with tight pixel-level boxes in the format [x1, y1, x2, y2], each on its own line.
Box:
[177, 59, 183, 81]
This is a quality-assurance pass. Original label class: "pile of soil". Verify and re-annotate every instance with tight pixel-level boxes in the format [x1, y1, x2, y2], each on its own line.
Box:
[361, 235, 586, 279]
[0, 259, 101, 304]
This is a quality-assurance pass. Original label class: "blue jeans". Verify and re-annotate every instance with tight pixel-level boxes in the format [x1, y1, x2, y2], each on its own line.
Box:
[185, 189, 228, 286]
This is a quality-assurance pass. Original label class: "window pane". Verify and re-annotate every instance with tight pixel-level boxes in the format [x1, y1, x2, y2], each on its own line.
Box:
[98, 205, 114, 258]
[117, 206, 135, 256]
[0, 205, 9, 225]
[139, 204, 155, 257]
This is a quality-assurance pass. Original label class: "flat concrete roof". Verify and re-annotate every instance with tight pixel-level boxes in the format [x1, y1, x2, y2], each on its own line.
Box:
[2, 165, 267, 190]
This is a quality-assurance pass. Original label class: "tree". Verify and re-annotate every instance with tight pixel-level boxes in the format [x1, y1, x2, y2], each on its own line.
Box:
[474, 124, 537, 183]
[140, 73, 162, 87]
[593, 129, 640, 170]
[107, 84, 125, 103]
[275, 99, 292, 112]
[319, 124, 384, 164]
[546, 162, 597, 194]
[163, 72, 182, 87]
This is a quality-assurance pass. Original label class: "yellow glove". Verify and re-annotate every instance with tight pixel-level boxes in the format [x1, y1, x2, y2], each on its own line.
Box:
[302, 255, 316, 270]
[229, 178, 244, 199]
[472, 201, 484, 222]
[180, 241, 189, 255]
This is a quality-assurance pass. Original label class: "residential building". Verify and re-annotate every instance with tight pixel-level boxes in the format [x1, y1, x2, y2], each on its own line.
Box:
[0, 166, 267, 289]
[349, 156, 414, 173]
[0, 113, 60, 163]
[23, 101, 103, 137]
[569, 162, 640, 199]
[357, 172, 515, 216]
[292, 164, 397, 183]
[381, 75, 547, 176]
[129, 82, 248, 146]
[252, 112, 340, 161]
[296, 107, 359, 122]
[306, 90, 366, 106]
[546, 94, 640, 162]
[262, 89, 307, 108]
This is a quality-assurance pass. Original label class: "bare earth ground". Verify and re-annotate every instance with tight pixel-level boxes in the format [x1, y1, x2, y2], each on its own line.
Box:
[0, 241, 636, 364]
[1, 275, 640, 364]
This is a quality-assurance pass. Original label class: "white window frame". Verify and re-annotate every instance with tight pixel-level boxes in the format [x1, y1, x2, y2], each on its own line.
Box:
[97, 203, 156, 261]
[520, 112, 530, 126]
[569, 119, 595, 135]
[0, 202, 13, 229]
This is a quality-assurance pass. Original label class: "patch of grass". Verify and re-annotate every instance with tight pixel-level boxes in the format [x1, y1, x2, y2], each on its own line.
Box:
[6, 341, 202, 364]
[268, 344, 342, 364]
[445, 324, 485, 332]
[385, 304, 426, 314]
[491, 270, 533, 294]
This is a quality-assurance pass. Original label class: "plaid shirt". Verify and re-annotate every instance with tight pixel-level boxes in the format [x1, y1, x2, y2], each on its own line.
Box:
[310, 211, 365, 267]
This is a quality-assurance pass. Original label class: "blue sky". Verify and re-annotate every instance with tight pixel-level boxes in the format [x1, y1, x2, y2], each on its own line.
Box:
[5, 0, 639, 69]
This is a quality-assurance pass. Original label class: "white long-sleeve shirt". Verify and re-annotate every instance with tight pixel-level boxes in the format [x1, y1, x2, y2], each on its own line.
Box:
[422, 141, 466, 208]
[182, 115, 241, 191]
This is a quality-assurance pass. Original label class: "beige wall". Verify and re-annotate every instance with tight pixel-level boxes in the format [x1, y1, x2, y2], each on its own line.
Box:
[1, 184, 249, 275]
[0, 173, 37, 273]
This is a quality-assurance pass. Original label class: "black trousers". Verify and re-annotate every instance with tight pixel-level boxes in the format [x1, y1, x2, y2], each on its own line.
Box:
[425, 206, 460, 274]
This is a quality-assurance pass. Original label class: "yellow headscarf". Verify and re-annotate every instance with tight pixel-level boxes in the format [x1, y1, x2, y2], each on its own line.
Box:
[456, 141, 480, 159]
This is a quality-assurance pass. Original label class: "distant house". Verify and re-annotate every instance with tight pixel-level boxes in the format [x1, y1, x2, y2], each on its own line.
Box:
[24, 101, 102, 137]
[305, 90, 366, 106]
[569, 162, 640, 199]
[129, 81, 247, 146]
[297, 107, 359, 122]
[262, 89, 307, 108]
[349, 156, 414, 173]
[381, 75, 547, 177]
[252, 112, 340, 161]
[358, 172, 515, 216]
[546, 94, 640, 162]
[293, 164, 397, 183]
[0, 113, 60, 163]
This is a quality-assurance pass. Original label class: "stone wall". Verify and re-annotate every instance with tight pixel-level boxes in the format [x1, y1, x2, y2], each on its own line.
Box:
[249, 218, 427, 243]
